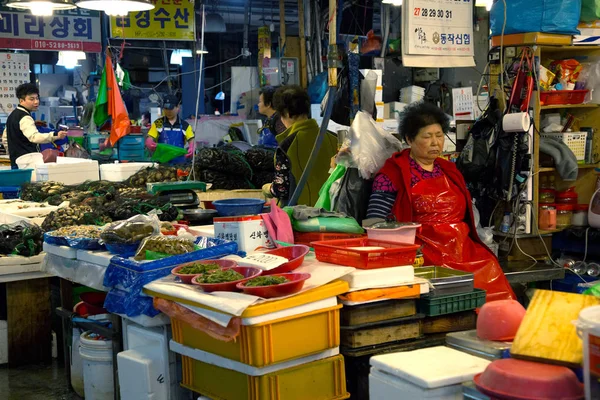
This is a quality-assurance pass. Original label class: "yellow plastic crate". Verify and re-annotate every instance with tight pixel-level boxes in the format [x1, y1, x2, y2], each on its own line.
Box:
[181, 354, 349, 400]
[172, 303, 342, 367]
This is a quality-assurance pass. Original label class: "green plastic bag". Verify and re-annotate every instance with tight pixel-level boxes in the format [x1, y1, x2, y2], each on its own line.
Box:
[314, 164, 347, 211]
[152, 143, 187, 163]
[581, 0, 600, 22]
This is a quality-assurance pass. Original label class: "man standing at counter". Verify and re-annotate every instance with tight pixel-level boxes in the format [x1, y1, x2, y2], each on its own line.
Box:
[145, 94, 195, 164]
[3, 83, 67, 169]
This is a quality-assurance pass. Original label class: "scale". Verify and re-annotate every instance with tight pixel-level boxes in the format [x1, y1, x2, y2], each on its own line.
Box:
[146, 181, 207, 209]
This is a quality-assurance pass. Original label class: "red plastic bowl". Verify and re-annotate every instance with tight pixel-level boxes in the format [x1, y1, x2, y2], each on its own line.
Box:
[171, 259, 238, 284]
[79, 292, 107, 315]
[474, 359, 584, 400]
[237, 273, 311, 298]
[262, 245, 310, 275]
[477, 300, 526, 341]
[192, 266, 262, 293]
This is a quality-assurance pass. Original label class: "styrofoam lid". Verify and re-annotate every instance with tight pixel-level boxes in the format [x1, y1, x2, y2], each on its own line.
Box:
[578, 305, 600, 325]
[370, 346, 491, 389]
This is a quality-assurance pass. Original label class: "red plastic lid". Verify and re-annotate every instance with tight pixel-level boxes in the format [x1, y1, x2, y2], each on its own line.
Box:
[555, 204, 574, 211]
[575, 204, 589, 211]
[556, 187, 578, 199]
[474, 359, 584, 400]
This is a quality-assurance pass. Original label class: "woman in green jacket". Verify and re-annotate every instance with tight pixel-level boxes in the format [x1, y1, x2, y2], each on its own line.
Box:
[267, 85, 337, 206]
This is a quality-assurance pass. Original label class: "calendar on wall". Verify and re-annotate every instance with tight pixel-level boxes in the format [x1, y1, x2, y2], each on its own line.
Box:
[452, 87, 474, 120]
[0, 53, 30, 116]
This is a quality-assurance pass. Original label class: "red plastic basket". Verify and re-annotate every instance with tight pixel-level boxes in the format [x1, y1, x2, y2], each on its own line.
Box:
[293, 232, 366, 247]
[310, 238, 420, 269]
[540, 90, 588, 106]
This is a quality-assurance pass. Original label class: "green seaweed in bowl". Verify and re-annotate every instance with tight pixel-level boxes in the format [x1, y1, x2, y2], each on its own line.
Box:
[178, 263, 221, 275]
[244, 276, 289, 287]
[196, 269, 244, 284]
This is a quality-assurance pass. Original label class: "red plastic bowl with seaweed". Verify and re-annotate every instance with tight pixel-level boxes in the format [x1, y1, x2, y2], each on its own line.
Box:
[237, 273, 311, 298]
[192, 266, 262, 292]
[171, 259, 238, 284]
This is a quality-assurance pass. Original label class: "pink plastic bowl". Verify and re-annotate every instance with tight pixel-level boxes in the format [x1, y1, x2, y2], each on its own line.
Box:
[364, 223, 421, 244]
[477, 300, 526, 341]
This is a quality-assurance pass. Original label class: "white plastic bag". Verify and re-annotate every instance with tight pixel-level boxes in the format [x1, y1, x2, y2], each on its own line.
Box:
[349, 111, 403, 179]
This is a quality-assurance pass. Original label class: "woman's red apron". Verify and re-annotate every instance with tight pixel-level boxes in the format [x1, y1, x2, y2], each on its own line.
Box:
[411, 175, 515, 301]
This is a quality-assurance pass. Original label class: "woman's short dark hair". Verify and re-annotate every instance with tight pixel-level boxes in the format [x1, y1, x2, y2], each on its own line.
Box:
[273, 85, 310, 118]
[399, 101, 450, 143]
[16, 83, 39, 100]
[259, 86, 277, 108]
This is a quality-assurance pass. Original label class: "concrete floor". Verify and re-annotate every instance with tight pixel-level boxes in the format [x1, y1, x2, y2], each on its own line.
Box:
[0, 361, 81, 400]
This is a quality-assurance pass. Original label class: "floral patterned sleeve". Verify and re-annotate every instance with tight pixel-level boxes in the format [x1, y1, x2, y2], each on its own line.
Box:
[271, 148, 292, 199]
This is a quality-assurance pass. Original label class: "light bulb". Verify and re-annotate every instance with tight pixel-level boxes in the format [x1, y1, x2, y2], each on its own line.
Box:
[104, 8, 129, 16]
[30, 1, 55, 15]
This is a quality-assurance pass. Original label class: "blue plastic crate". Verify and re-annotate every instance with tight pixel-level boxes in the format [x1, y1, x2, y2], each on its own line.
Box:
[0, 169, 33, 186]
[0, 186, 20, 199]
[119, 135, 144, 147]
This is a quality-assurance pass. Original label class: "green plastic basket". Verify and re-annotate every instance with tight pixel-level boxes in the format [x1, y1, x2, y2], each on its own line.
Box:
[151, 143, 187, 163]
[71, 137, 85, 147]
[418, 288, 486, 316]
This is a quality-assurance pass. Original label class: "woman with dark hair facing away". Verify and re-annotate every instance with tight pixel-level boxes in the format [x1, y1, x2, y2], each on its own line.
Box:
[366, 101, 515, 302]
[266, 85, 337, 206]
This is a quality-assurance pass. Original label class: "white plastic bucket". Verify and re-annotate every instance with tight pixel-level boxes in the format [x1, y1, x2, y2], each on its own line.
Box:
[15, 152, 43, 182]
[576, 305, 600, 400]
[70, 327, 85, 398]
[79, 331, 114, 400]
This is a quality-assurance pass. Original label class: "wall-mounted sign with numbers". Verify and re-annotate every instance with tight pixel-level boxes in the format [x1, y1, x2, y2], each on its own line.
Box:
[0, 53, 30, 115]
[0, 7, 101, 52]
[404, 0, 474, 57]
[110, 0, 195, 41]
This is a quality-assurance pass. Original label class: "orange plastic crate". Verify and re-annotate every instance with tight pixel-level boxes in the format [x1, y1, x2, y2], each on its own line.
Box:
[311, 238, 420, 269]
[293, 232, 366, 247]
[540, 90, 588, 105]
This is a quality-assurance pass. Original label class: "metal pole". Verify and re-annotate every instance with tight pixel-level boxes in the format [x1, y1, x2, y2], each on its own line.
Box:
[279, 0, 286, 57]
[286, 0, 338, 207]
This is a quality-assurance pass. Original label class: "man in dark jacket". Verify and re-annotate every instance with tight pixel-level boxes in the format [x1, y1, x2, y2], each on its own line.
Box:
[3, 83, 67, 168]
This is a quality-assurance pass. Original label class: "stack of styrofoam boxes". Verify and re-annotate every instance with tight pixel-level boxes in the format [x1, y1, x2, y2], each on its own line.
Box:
[166, 283, 349, 400]
[361, 69, 384, 122]
[36, 157, 100, 185]
[0, 320, 7, 365]
[400, 85, 426, 104]
[99, 162, 155, 182]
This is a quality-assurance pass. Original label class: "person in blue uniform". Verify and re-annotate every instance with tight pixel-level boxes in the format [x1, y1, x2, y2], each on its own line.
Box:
[145, 95, 195, 164]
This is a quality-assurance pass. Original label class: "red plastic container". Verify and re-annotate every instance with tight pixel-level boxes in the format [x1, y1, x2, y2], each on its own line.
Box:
[192, 266, 262, 293]
[262, 245, 310, 275]
[477, 300, 526, 341]
[171, 259, 238, 284]
[540, 90, 589, 106]
[310, 238, 420, 269]
[79, 292, 107, 315]
[237, 273, 311, 298]
[293, 232, 366, 247]
[556, 187, 578, 205]
[474, 359, 584, 400]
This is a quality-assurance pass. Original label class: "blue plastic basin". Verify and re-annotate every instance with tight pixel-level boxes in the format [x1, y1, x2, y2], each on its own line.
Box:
[0, 169, 33, 186]
[212, 198, 266, 217]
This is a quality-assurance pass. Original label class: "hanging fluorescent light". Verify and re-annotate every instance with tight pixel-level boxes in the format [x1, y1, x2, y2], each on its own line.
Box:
[170, 49, 192, 65]
[196, 44, 208, 55]
[5, 0, 76, 16]
[75, 0, 154, 16]
[382, 0, 402, 5]
[57, 51, 83, 69]
[476, 0, 493, 10]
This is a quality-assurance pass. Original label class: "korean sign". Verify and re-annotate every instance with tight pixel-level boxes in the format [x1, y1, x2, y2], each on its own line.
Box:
[0, 53, 30, 115]
[110, 0, 195, 41]
[0, 7, 101, 52]
[404, 0, 474, 57]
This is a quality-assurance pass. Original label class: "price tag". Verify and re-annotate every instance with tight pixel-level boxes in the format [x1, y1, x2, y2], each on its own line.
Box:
[237, 253, 289, 271]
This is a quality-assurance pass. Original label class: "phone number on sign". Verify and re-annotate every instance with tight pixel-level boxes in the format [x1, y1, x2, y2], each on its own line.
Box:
[32, 40, 82, 50]
[413, 8, 453, 19]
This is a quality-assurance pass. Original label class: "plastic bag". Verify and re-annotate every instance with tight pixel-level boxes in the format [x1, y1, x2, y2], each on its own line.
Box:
[134, 235, 197, 260]
[314, 164, 347, 211]
[490, 0, 581, 36]
[550, 59, 582, 85]
[153, 298, 242, 341]
[44, 225, 104, 250]
[101, 214, 161, 245]
[64, 142, 90, 159]
[0, 220, 44, 256]
[581, 0, 600, 21]
[290, 215, 364, 234]
[360, 70, 378, 116]
[333, 168, 372, 225]
[349, 111, 403, 179]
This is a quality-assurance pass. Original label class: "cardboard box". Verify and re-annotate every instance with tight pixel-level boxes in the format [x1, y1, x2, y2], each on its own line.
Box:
[213, 215, 274, 253]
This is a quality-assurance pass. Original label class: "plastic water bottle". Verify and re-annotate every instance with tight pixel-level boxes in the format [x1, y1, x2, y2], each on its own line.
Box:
[500, 212, 511, 233]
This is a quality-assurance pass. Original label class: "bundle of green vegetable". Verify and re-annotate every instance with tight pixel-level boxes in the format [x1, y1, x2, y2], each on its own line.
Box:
[195, 269, 244, 284]
[244, 276, 289, 287]
[178, 263, 221, 275]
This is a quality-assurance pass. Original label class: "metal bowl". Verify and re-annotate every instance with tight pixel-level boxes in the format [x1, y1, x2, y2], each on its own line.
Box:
[182, 208, 219, 225]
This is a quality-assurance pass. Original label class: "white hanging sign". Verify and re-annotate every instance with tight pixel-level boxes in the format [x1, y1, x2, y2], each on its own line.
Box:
[452, 87, 474, 120]
[404, 0, 474, 57]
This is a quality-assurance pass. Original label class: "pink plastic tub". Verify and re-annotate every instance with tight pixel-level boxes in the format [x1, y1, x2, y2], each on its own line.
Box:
[364, 222, 421, 244]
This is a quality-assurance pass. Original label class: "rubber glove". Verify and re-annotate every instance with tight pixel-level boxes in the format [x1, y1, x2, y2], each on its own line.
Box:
[185, 139, 196, 158]
[145, 136, 157, 152]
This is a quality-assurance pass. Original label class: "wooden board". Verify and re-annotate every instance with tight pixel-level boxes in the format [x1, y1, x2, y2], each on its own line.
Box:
[7, 277, 52, 366]
[341, 317, 422, 348]
[421, 311, 477, 334]
[341, 299, 416, 326]
[511, 290, 600, 367]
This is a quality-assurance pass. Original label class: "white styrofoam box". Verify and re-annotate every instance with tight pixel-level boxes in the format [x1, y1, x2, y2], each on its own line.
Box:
[341, 266, 414, 290]
[370, 346, 490, 389]
[36, 160, 99, 185]
[76, 250, 114, 267]
[43, 242, 77, 259]
[370, 369, 462, 400]
[0, 320, 7, 365]
[213, 215, 274, 253]
[56, 157, 97, 164]
[120, 313, 171, 328]
[100, 162, 155, 182]
[443, 133, 457, 153]
[375, 88, 383, 103]
[574, 35, 600, 45]
[118, 346, 164, 399]
[380, 119, 399, 135]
